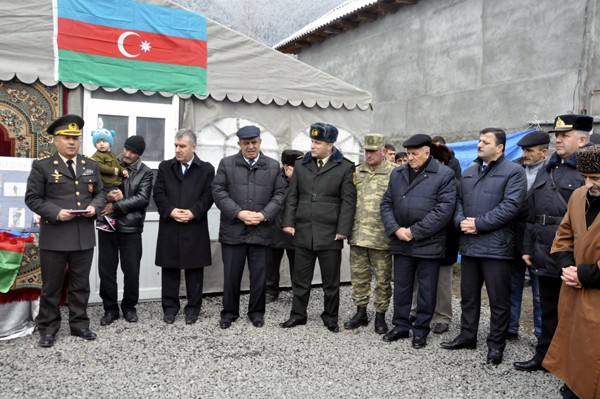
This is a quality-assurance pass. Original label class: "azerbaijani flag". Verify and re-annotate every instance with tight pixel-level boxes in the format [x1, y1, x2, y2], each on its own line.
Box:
[0, 232, 33, 294]
[53, 0, 207, 95]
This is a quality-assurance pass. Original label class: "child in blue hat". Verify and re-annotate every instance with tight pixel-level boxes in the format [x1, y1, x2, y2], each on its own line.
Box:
[91, 128, 127, 232]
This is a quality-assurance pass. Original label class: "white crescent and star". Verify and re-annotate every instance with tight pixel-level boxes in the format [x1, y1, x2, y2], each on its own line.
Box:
[117, 31, 151, 58]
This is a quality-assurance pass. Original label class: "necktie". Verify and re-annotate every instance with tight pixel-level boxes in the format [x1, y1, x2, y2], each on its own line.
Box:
[481, 164, 488, 173]
[182, 163, 189, 175]
[248, 159, 255, 167]
[318, 160, 324, 169]
[66, 159, 76, 179]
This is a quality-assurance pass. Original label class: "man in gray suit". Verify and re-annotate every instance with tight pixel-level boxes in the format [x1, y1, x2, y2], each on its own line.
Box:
[25, 114, 106, 348]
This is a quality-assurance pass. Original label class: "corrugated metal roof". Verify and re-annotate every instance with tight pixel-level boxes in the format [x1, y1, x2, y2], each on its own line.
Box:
[274, 0, 378, 49]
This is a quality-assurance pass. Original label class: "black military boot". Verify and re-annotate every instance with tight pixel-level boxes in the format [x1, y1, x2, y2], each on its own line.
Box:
[343, 306, 368, 330]
[374, 312, 388, 334]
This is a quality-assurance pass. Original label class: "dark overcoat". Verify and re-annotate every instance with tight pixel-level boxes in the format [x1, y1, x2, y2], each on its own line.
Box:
[212, 151, 286, 245]
[454, 155, 527, 260]
[25, 153, 106, 251]
[522, 150, 587, 277]
[282, 147, 356, 251]
[380, 158, 456, 258]
[153, 154, 214, 269]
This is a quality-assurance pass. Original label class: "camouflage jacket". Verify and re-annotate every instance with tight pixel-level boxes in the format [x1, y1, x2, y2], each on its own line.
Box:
[349, 159, 395, 250]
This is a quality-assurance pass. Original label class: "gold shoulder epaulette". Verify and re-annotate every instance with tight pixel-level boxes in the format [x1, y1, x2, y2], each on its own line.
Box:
[37, 155, 50, 160]
[82, 154, 98, 162]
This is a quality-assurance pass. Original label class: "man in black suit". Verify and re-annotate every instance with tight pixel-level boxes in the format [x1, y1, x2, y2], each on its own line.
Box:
[25, 114, 106, 347]
[280, 123, 357, 333]
[154, 128, 215, 325]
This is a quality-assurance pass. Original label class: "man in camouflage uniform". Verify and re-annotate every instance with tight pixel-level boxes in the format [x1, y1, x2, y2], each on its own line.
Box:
[344, 134, 395, 334]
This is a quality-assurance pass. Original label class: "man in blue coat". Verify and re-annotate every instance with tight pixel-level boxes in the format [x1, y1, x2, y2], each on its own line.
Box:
[441, 128, 526, 365]
[380, 134, 456, 348]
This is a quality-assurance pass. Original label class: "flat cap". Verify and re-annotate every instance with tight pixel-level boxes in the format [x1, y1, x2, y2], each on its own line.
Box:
[363, 133, 385, 150]
[236, 125, 260, 139]
[576, 145, 600, 174]
[47, 114, 84, 136]
[309, 123, 338, 143]
[517, 130, 550, 148]
[403, 134, 432, 149]
[549, 114, 593, 133]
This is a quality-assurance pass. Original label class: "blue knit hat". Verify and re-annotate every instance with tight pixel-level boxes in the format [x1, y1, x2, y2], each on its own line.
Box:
[91, 128, 115, 147]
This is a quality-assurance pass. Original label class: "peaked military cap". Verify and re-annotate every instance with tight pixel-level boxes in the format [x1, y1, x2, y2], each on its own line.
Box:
[236, 125, 261, 139]
[549, 114, 593, 133]
[309, 123, 338, 143]
[403, 134, 432, 149]
[363, 133, 385, 150]
[47, 114, 84, 136]
[517, 131, 550, 148]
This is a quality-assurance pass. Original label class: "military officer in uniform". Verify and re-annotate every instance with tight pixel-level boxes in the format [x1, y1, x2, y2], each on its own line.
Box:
[344, 133, 395, 334]
[25, 114, 106, 347]
[280, 122, 357, 333]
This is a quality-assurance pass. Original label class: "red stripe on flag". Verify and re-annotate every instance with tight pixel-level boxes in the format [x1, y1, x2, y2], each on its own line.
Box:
[57, 18, 207, 68]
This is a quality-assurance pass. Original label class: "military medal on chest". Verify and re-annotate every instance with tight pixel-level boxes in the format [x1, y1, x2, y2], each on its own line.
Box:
[83, 168, 94, 192]
[51, 169, 63, 183]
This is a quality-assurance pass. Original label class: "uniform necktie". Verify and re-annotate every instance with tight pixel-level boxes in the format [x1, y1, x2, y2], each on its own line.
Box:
[66, 159, 76, 179]
[318, 160, 324, 169]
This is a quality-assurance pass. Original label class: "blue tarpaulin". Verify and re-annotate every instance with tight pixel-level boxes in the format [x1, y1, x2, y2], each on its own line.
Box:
[447, 128, 537, 171]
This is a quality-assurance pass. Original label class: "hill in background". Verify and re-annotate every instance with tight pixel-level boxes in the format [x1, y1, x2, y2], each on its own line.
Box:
[173, 0, 345, 46]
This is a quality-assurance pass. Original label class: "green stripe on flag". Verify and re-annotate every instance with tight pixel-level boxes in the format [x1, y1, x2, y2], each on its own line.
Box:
[58, 50, 207, 95]
[0, 249, 24, 293]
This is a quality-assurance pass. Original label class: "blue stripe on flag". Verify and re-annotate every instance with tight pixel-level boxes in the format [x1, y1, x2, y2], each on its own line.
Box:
[57, 0, 207, 41]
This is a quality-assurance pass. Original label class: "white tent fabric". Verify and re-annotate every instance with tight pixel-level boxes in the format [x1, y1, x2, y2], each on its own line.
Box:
[0, 0, 372, 111]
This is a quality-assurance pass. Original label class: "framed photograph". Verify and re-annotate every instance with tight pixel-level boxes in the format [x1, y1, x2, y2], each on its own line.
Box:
[0, 157, 37, 232]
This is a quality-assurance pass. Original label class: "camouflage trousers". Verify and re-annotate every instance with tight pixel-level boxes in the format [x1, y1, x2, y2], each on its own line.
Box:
[349, 246, 392, 312]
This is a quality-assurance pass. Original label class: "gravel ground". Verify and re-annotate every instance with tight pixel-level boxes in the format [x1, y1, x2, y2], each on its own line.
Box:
[0, 285, 561, 399]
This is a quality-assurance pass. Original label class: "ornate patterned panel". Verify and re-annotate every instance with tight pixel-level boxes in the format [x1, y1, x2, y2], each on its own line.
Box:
[0, 78, 62, 158]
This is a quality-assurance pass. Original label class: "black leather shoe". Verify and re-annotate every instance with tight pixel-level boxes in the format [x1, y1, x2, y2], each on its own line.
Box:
[163, 314, 176, 324]
[487, 348, 503, 365]
[70, 328, 97, 340]
[432, 323, 449, 334]
[440, 337, 477, 350]
[100, 312, 119, 326]
[123, 311, 138, 323]
[507, 331, 519, 341]
[513, 358, 547, 372]
[412, 335, 427, 349]
[265, 293, 278, 304]
[185, 315, 198, 325]
[279, 318, 307, 328]
[325, 322, 339, 333]
[38, 334, 55, 348]
[219, 319, 232, 329]
[251, 319, 265, 328]
[382, 329, 410, 342]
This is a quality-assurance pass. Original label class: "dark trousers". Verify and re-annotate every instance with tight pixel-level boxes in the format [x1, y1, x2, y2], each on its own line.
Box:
[459, 256, 512, 350]
[98, 231, 142, 314]
[509, 257, 541, 336]
[533, 274, 562, 363]
[38, 248, 94, 336]
[220, 243, 267, 321]
[161, 267, 205, 317]
[266, 247, 295, 296]
[290, 247, 341, 324]
[392, 255, 440, 337]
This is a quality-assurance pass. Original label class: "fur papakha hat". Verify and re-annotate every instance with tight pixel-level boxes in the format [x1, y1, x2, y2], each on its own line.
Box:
[576, 145, 600, 174]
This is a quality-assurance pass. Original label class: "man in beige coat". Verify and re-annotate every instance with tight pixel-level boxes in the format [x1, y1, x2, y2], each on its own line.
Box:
[545, 145, 600, 399]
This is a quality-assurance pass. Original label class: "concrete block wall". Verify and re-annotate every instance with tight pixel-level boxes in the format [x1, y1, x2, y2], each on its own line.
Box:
[298, 0, 599, 144]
